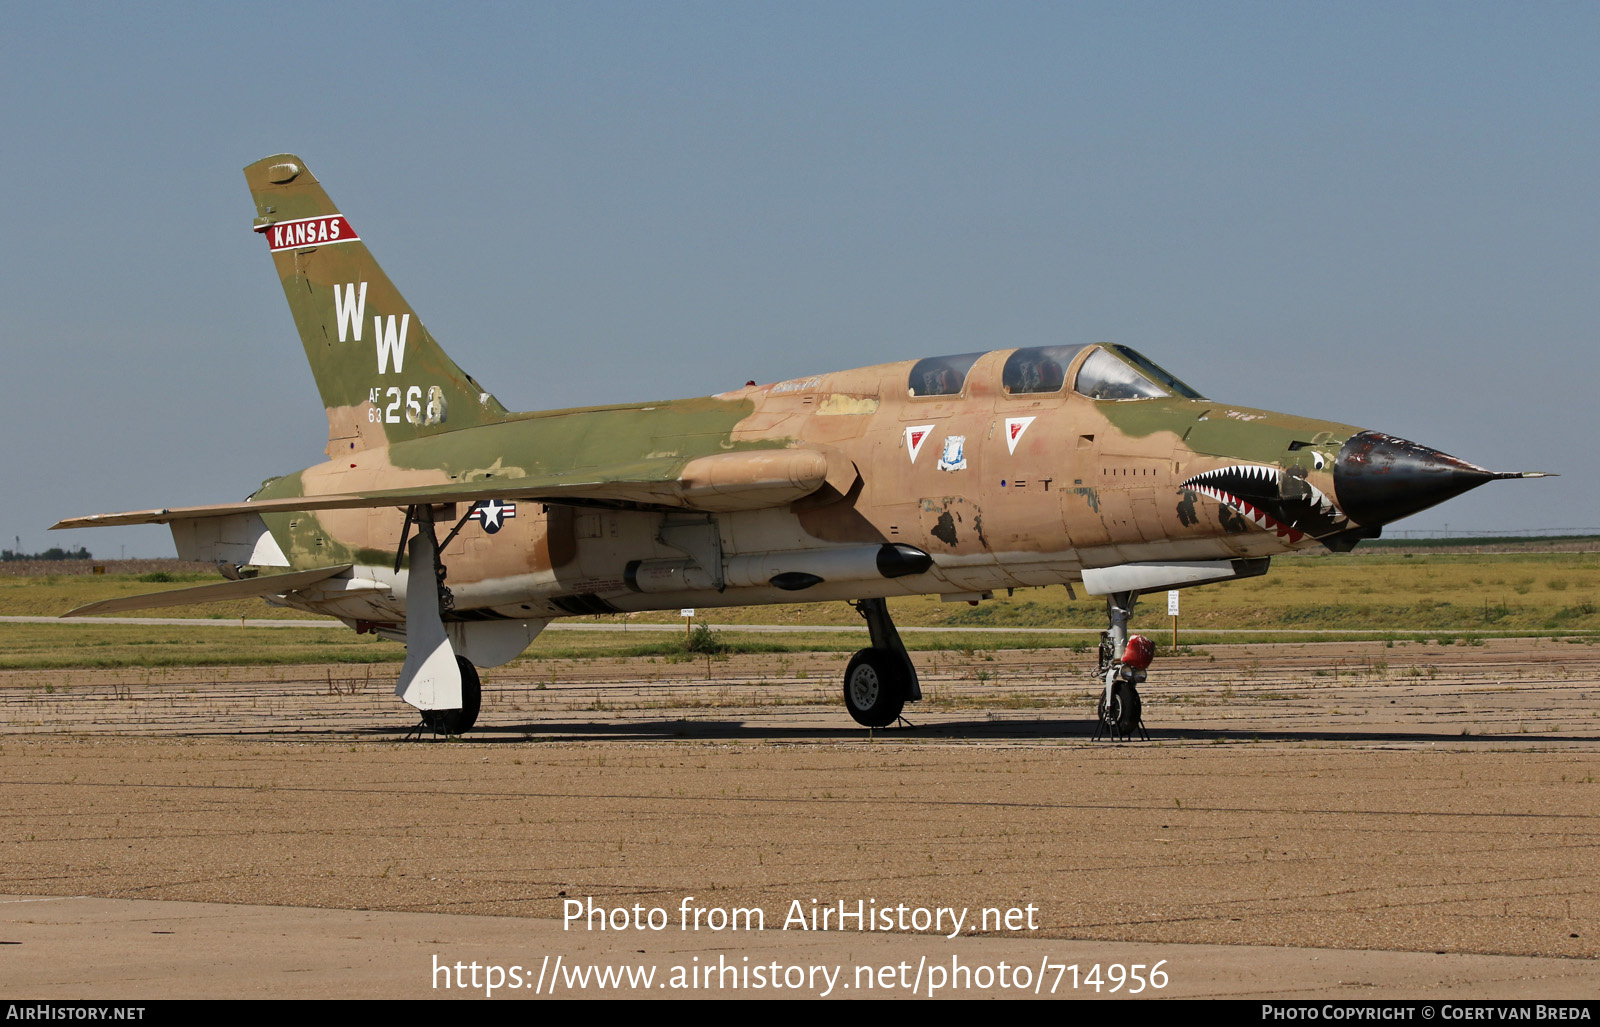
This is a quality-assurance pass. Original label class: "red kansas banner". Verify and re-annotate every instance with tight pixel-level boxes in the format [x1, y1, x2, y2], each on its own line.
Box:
[260, 215, 359, 251]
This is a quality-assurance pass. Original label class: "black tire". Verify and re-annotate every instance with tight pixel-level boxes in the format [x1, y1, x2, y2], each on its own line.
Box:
[423, 656, 482, 735]
[1097, 677, 1141, 736]
[843, 648, 907, 728]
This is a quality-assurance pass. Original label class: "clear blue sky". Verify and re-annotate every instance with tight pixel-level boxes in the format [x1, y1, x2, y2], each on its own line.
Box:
[3, 2, 1595, 557]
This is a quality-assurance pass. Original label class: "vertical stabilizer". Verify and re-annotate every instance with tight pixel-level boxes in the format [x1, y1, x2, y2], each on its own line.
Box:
[244, 154, 509, 457]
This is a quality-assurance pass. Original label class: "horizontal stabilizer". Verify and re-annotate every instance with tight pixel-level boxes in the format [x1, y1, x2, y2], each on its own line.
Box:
[61, 565, 354, 617]
[52, 449, 830, 529]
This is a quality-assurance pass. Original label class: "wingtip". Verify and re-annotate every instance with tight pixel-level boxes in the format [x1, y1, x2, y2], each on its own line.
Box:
[51, 509, 173, 530]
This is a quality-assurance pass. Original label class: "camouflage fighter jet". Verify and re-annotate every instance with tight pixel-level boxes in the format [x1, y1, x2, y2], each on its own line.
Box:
[53, 154, 1550, 736]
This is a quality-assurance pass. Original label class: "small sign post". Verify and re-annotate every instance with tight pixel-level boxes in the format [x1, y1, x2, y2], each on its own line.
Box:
[1167, 590, 1180, 648]
[681, 608, 695, 641]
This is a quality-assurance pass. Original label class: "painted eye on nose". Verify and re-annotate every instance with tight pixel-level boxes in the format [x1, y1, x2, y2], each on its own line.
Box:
[1311, 452, 1326, 471]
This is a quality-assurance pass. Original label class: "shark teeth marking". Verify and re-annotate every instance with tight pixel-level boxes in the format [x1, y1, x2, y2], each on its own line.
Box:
[1186, 483, 1305, 542]
[1180, 463, 1350, 542]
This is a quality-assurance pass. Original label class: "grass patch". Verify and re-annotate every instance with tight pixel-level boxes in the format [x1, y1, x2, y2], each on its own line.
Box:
[0, 622, 395, 669]
[0, 549, 1595, 668]
[0, 572, 333, 620]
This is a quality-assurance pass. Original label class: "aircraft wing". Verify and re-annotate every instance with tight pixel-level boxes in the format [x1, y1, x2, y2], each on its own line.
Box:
[60, 565, 356, 617]
[53, 449, 836, 529]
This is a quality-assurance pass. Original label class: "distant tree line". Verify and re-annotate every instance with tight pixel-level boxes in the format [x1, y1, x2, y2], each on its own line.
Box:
[1, 546, 93, 562]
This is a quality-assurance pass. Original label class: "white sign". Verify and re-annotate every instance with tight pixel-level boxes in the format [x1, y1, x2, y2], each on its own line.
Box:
[680, 609, 695, 618]
[1167, 590, 1180, 616]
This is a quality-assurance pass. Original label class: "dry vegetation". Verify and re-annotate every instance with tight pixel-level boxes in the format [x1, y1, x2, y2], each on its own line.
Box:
[0, 548, 1593, 670]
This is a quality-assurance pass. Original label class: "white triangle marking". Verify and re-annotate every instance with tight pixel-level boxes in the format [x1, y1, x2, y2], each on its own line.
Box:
[906, 425, 935, 464]
[1005, 416, 1036, 455]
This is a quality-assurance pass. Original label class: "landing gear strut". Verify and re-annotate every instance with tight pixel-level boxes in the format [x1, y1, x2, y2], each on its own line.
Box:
[1095, 590, 1149, 740]
[843, 598, 922, 727]
[395, 503, 481, 735]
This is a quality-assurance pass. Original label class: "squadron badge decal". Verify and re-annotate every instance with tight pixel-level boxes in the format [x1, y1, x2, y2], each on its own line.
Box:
[937, 435, 967, 472]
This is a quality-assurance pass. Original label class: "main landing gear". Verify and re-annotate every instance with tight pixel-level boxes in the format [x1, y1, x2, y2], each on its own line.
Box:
[421, 656, 482, 735]
[1095, 590, 1151, 741]
[843, 598, 922, 728]
[396, 503, 483, 736]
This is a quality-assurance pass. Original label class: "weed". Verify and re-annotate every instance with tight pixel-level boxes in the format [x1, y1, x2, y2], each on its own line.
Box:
[685, 623, 726, 655]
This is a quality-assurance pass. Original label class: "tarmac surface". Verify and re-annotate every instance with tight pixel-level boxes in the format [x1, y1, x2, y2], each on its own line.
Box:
[2, 636, 1597, 999]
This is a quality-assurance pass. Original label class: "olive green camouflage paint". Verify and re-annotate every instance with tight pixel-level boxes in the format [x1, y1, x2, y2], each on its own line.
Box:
[48, 152, 1541, 733]
[57, 154, 1529, 623]
[245, 154, 509, 451]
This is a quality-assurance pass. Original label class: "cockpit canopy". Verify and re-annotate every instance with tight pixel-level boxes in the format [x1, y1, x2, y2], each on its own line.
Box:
[1002, 345, 1076, 394]
[908, 352, 986, 397]
[1072, 344, 1205, 401]
[905, 344, 1205, 400]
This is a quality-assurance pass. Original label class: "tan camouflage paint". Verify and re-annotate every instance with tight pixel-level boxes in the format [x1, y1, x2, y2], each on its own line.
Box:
[63, 155, 1382, 634]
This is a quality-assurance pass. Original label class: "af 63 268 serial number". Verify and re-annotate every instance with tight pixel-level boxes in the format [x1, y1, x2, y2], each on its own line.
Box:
[368, 385, 447, 426]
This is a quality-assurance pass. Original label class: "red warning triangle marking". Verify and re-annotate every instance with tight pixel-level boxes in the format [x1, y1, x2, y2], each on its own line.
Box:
[906, 424, 935, 464]
[1004, 416, 1036, 455]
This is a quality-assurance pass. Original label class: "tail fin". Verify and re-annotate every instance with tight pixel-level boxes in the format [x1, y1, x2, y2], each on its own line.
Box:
[244, 154, 509, 456]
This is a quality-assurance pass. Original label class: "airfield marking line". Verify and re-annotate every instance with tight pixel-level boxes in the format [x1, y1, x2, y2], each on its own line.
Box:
[0, 615, 1577, 637]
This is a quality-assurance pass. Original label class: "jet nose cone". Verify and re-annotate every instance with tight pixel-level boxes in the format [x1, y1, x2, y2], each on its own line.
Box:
[1333, 431, 1496, 528]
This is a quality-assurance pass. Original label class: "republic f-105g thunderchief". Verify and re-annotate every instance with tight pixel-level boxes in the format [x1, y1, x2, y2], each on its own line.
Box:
[54, 154, 1550, 736]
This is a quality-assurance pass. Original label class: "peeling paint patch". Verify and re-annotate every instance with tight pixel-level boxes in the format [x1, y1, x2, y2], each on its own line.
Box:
[1176, 489, 1199, 527]
[931, 511, 958, 547]
[815, 394, 879, 415]
[1066, 486, 1100, 513]
[1218, 506, 1249, 534]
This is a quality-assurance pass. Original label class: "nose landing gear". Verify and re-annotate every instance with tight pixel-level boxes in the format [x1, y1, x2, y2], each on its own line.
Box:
[1095, 590, 1150, 740]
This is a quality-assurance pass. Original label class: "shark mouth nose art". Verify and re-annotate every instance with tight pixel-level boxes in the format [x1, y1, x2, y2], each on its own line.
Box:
[1181, 464, 1349, 543]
